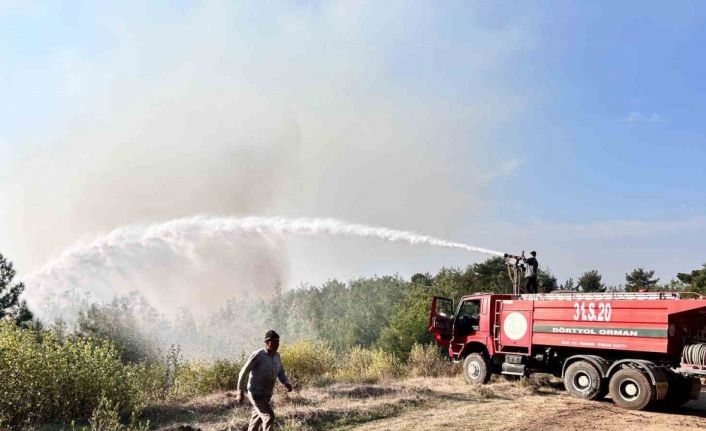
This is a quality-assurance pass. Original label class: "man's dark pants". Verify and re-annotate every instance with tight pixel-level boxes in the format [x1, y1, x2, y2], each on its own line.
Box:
[247, 393, 275, 431]
[524, 276, 538, 294]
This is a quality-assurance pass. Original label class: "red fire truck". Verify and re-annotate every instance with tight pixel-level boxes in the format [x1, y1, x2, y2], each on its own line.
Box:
[428, 290, 706, 410]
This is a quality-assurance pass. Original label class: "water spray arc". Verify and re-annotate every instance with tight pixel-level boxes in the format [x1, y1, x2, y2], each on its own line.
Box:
[27, 215, 504, 278]
[23, 216, 504, 321]
[224, 217, 505, 256]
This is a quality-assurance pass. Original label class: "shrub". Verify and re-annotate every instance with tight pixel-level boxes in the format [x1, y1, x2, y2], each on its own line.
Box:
[407, 343, 457, 378]
[132, 361, 168, 402]
[335, 346, 404, 383]
[169, 359, 242, 400]
[133, 347, 245, 402]
[199, 357, 244, 391]
[0, 322, 142, 427]
[71, 396, 149, 431]
[163, 361, 205, 401]
[280, 340, 336, 386]
[335, 346, 375, 383]
[368, 349, 404, 382]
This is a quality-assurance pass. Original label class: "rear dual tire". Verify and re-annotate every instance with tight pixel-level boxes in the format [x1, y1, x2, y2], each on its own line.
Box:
[658, 372, 699, 408]
[609, 368, 655, 410]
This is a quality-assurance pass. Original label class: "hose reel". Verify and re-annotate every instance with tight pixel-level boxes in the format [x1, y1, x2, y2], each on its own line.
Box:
[682, 343, 706, 366]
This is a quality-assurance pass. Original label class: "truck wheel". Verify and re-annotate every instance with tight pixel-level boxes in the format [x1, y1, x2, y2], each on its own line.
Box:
[660, 374, 696, 407]
[464, 353, 490, 385]
[609, 368, 655, 410]
[564, 360, 603, 400]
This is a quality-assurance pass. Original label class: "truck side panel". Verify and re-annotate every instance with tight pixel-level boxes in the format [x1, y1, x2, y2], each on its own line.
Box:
[531, 299, 670, 354]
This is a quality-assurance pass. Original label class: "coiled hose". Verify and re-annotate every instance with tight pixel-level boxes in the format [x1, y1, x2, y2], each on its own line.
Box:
[682, 343, 706, 366]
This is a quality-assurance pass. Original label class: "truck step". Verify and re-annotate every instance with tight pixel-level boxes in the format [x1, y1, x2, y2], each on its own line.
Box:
[501, 362, 526, 375]
[676, 367, 706, 376]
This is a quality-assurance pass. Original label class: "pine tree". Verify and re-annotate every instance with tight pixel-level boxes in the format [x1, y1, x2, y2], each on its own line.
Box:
[676, 263, 706, 293]
[625, 268, 659, 292]
[561, 277, 576, 291]
[0, 252, 34, 325]
[577, 270, 606, 292]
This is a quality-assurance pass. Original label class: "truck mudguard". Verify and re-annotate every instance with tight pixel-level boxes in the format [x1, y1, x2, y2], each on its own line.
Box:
[458, 341, 489, 360]
[562, 354, 611, 378]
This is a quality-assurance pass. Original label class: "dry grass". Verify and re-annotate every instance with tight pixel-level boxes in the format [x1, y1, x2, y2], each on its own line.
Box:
[141, 374, 706, 431]
[254, 383, 425, 430]
[144, 375, 550, 430]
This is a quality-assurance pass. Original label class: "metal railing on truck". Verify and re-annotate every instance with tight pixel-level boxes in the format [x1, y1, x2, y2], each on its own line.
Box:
[519, 292, 683, 301]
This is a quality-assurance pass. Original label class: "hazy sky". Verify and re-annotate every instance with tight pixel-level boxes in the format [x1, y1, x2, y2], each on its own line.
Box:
[2, 1, 706, 303]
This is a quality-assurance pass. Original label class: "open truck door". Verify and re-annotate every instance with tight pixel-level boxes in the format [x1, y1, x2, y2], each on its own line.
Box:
[429, 296, 454, 347]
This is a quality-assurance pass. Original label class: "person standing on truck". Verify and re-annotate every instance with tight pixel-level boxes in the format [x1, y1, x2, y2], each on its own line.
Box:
[523, 251, 539, 293]
[236, 330, 293, 431]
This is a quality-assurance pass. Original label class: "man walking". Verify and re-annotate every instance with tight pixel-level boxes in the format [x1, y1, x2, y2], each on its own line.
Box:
[236, 330, 293, 431]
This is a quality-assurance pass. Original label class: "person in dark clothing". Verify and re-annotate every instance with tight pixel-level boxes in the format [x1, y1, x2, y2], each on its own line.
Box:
[523, 251, 539, 293]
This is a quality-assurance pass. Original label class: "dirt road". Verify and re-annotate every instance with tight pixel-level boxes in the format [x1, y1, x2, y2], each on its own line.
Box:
[151, 375, 706, 431]
[350, 377, 706, 431]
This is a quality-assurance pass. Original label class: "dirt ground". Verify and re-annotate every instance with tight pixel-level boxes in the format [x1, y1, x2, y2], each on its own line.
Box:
[148, 375, 706, 431]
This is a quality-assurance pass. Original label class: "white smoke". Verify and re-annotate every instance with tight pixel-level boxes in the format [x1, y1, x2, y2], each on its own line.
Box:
[23, 215, 502, 322]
